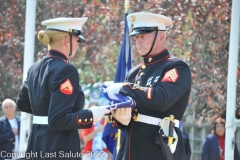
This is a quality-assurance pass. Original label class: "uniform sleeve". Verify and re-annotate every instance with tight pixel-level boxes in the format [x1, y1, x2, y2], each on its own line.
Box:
[48, 65, 93, 131]
[119, 61, 191, 111]
[200, 136, 210, 160]
[16, 80, 33, 114]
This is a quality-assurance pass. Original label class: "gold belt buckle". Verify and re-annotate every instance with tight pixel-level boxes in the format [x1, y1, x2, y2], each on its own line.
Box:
[133, 112, 139, 121]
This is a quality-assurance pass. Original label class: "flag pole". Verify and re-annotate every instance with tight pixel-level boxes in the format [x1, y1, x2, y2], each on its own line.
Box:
[225, 0, 240, 159]
[19, 0, 36, 153]
[116, 0, 130, 154]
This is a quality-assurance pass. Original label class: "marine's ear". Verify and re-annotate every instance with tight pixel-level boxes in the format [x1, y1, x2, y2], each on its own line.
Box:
[64, 36, 70, 47]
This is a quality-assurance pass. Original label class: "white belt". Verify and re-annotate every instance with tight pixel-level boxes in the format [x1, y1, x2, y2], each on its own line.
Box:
[133, 113, 180, 127]
[33, 116, 48, 125]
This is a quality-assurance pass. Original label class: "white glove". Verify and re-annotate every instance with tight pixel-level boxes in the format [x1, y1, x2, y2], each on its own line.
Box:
[89, 106, 110, 122]
[104, 83, 124, 101]
[111, 107, 132, 125]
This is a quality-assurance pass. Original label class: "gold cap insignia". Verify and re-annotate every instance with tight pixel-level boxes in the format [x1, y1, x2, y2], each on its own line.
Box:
[131, 16, 136, 22]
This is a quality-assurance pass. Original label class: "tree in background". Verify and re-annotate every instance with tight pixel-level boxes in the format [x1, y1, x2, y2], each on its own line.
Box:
[0, 0, 239, 123]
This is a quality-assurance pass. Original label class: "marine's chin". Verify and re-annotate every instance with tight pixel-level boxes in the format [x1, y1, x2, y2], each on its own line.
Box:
[137, 50, 147, 56]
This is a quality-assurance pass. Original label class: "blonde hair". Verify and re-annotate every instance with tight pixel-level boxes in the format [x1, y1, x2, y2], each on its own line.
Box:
[2, 98, 16, 109]
[37, 30, 69, 46]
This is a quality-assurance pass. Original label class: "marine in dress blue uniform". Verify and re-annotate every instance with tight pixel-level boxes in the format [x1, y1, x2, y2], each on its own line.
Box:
[16, 17, 109, 160]
[104, 12, 192, 160]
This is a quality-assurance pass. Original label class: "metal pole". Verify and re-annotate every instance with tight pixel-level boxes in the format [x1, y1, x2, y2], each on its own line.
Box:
[19, 0, 36, 153]
[116, 0, 130, 154]
[225, 0, 240, 159]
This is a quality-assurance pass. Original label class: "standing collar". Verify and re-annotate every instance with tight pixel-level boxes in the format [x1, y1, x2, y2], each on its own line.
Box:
[48, 49, 68, 63]
[143, 48, 169, 64]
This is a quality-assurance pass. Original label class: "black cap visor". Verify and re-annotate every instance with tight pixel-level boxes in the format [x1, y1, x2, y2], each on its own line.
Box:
[70, 29, 86, 43]
[130, 27, 165, 37]
[76, 35, 86, 43]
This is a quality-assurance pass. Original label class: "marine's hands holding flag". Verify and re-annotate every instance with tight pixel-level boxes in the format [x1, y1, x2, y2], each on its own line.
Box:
[111, 107, 132, 125]
[101, 83, 124, 101]
[99, 84, 135, 110]
[88, 84, 135, 124]
[99, 83, 135, 125]
[89, 106, 110, 122]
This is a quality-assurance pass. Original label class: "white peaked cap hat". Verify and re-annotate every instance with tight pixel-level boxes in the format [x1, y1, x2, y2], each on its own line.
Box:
[42, 17, 88, 32]
[127, 12, 172, 36]
[41, 17, 88, 43]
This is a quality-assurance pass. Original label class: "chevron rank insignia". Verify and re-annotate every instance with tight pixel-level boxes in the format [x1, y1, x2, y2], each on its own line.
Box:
[161, 68, 179, 82]
[60, 78, 73, 95]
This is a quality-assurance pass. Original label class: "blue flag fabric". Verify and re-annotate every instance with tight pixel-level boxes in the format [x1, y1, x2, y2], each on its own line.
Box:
[102, 10, 132, 160]
[114, 13, 132, 83]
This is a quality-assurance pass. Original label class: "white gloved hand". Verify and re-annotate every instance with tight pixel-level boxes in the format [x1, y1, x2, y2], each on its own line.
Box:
[104, 83, 124, 101]
[111, 107, 132, 125]
[89, 106, 110, 122]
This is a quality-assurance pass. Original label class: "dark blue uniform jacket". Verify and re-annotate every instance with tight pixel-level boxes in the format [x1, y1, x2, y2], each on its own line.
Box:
[112, 49, 192, 160]
[16, 50, 93, 159]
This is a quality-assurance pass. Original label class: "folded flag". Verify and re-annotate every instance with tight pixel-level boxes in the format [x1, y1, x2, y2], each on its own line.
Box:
[99, 85, 135, 110]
